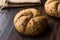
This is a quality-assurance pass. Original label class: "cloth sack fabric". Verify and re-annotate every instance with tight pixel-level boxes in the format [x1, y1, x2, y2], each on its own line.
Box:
[0, 0, 41, 9]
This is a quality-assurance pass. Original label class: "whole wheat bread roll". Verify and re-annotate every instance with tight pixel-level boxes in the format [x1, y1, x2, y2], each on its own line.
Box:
[14, 8, 47, 36]
[45, 0, 60, 18]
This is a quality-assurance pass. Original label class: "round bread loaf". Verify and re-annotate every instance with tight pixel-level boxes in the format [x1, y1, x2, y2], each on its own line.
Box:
[45, 0, 60, 18]
[14, 8, 47, 36]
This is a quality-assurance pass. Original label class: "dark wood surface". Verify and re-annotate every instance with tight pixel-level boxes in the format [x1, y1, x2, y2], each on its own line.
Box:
[0, 6, 60, 40]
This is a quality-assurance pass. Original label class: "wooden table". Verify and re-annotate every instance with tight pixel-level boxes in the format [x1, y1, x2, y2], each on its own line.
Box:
[0, 6, 60, 40]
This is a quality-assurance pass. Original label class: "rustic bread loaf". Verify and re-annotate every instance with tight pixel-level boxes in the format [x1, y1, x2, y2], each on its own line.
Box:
[45, 0, 60, 18]
[14, 8, 48, 36]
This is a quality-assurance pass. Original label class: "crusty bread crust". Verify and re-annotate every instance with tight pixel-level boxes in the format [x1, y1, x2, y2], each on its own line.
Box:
[14, 8, 47, 36]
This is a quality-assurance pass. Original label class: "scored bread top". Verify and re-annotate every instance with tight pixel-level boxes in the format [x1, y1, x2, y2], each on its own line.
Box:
[14, 8, 47, 36]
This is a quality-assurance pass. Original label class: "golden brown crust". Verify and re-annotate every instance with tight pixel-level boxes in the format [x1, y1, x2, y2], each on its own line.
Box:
[45, 0, 60, 18]
[14, 8, 47, 36]
[58, 4, 60, 17]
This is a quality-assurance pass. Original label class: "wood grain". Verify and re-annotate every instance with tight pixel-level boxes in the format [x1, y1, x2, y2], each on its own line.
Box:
[0, 6, 60, 40]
